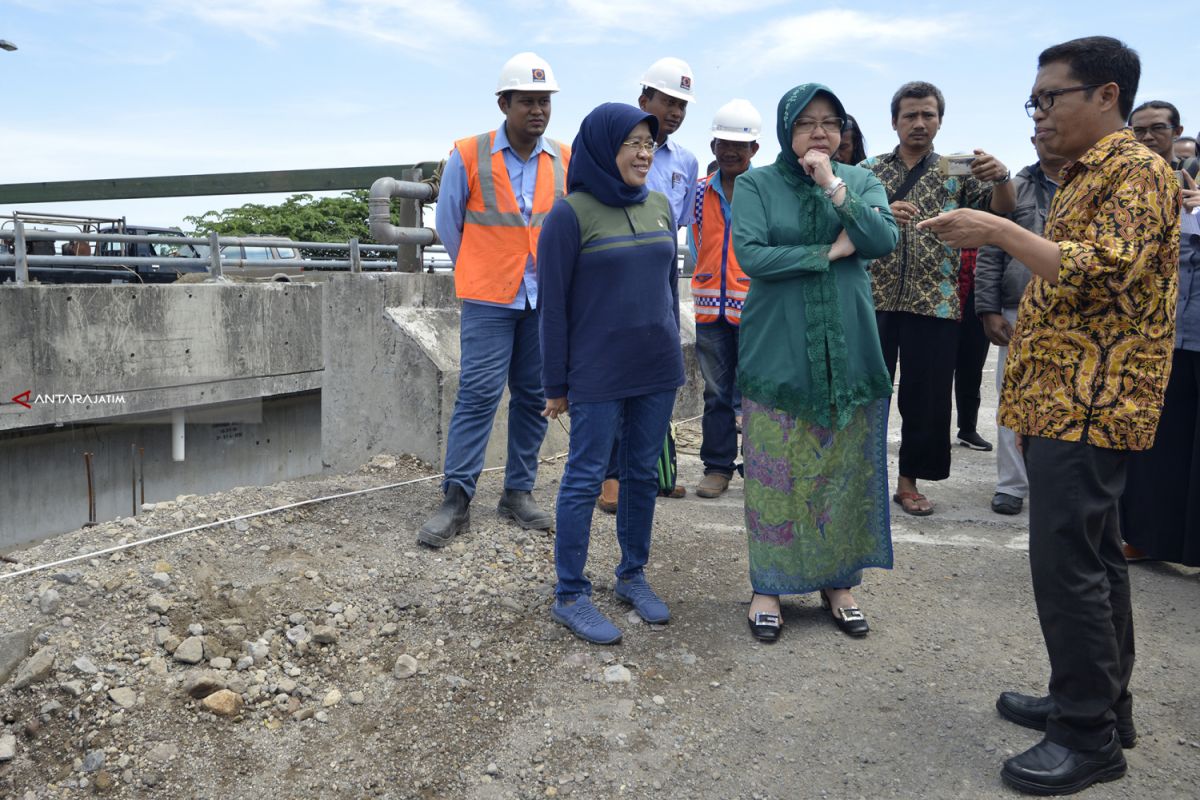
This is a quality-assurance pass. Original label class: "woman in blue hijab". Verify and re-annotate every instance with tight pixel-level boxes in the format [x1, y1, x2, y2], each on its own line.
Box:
[732, 84, 899, 641]
[537, 102, 685, 644]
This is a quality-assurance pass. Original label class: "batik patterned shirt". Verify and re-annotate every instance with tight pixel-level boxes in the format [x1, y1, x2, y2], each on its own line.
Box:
[998, 129, 1180, 451]
[862, 148, 993, 319]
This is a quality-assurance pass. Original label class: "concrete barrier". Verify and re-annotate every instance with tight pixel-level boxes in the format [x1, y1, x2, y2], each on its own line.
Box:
[0, 283, 323, 432]
[1, 274, 702, 546]
[320, 272, 702, 473]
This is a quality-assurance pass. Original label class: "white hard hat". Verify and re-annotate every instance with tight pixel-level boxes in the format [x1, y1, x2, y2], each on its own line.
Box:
[639, 56, 694, 102]
[495, 51, 560, 95]
[711, 99, 762, 142]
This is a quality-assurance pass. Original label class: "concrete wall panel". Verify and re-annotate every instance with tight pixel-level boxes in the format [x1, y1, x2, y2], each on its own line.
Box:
[0, 393, 321, 549]
[0, 284, 323, 431]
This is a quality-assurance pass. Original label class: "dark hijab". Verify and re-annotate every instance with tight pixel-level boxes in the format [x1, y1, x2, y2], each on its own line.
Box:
[773, 83, 848, 187]
[838, 114, 868, 165]
[567, 102, 659, 207]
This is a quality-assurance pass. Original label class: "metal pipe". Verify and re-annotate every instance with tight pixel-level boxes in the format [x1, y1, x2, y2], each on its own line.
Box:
[131, 443, 138, 516]
[368, 176, 439, 259]
[349, 238, 361, 273]
[1, 230, 404, 253]
[207, 232, 222, 278]
[138, 447, 145, 507]
[11, 215, 28, 285]
[171, 411, 185, 462]
[83, 452, 97, 527]
[0, 255, 393, 269]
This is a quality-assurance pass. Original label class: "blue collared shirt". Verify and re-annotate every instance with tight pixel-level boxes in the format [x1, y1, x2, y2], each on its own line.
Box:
[647, 138, 699, 228]
[435, 124, 561, 310]
[1177, 209, 1200, 351]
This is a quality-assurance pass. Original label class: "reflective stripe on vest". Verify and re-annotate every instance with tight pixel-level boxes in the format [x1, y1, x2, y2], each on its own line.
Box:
[453, 131, 570, 304]
[689, 175, 750, 325]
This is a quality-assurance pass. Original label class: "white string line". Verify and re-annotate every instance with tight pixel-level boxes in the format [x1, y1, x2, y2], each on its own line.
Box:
[0, 462, 536, 584]
[1, 413, 703, 583]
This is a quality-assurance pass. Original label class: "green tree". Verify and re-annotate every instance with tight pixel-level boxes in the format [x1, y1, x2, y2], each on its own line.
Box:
[184, 190, 402, 244]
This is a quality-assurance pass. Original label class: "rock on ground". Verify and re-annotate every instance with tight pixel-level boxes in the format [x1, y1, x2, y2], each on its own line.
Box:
[201, 689, 242, 717]
[12, 647, 55, 690]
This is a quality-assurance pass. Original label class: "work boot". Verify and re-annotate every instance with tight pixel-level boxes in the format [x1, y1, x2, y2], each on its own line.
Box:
[695, 473, 731, 498]
[597, 478, 619, 514]
[497, 489, 552, 531]
[417, 484, 470, 548]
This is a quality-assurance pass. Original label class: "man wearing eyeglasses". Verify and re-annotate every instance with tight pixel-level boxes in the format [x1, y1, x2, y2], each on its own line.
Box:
[1118, 98, 1200, 570]
[1127, 100, 1186, 168]
[861, 81, 1015, 517]
[919, 36, 1179, 795]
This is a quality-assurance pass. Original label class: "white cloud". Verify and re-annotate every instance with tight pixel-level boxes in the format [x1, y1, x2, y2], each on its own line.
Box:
[157, 0, 490, 50]
[539, 0, 788, 44]
[740, 9, 972, 74]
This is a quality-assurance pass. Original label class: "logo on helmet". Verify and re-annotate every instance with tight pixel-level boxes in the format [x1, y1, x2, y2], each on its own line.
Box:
[532, 68, 546, 82]
[680, 76, 691, 91]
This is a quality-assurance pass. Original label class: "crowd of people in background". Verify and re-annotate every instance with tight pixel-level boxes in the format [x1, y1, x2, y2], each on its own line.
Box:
[418, 35, 1196, 795]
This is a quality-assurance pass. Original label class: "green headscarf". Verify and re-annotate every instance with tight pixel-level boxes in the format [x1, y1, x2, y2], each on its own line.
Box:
[773, 83, 848, 187]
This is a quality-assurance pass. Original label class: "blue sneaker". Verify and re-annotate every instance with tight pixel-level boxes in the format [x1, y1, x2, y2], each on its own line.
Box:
[551, 596, 622, 644]
[614, 574, 670, 624]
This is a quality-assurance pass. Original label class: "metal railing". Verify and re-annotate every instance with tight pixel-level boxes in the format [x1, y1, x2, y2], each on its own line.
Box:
[0, 216, 440, 285]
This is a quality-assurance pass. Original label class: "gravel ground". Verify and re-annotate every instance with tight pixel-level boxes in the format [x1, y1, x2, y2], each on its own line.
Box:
[1, 352, 1198, 799]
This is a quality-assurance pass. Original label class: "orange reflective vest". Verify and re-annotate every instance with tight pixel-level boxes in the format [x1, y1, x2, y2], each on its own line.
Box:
[690, 173, 749, 325]
[452, 131, 570, 304]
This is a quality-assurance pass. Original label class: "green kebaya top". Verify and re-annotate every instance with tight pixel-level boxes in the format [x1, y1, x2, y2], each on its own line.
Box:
[732, 83, 900, 429]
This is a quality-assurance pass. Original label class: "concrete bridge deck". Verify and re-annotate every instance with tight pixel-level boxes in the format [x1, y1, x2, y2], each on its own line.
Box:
[0, 365, 1195, 798]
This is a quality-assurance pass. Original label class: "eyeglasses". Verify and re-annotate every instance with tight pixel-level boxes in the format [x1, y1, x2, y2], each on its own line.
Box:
[1024, 84, 1104, 117]
[1131, 123, 1175, 137]
[792, 117, 844, 135]
[621, 139, 659, 155]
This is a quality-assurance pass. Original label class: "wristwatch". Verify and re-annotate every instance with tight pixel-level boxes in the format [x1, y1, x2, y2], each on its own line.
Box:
[822, 177, 846, 198]
[994, 169, 1012, 185]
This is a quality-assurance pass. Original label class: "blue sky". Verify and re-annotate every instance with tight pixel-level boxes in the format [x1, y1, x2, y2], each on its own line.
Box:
[1, 0, 1196, 233]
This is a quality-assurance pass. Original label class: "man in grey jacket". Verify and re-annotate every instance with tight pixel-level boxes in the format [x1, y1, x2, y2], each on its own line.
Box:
[974, 138, 1068, 515]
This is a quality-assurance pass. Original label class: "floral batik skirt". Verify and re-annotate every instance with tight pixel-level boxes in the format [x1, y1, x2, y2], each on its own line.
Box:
[743, 396, 893, 594]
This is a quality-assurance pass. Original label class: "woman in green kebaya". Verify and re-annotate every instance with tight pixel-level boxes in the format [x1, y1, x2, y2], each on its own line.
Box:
[732, 84, 899, 642]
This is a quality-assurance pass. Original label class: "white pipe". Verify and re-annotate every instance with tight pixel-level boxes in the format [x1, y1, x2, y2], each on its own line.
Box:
[171, 410, 185, 462]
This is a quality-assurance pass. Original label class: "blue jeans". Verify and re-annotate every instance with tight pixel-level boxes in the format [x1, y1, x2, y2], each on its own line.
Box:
[442, 301, 547, 498]
[555, 389, 677, 599]
[696, 319, 740, 476]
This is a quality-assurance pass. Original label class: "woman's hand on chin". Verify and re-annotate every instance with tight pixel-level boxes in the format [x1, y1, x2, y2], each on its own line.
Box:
[800, 150, 835, 186]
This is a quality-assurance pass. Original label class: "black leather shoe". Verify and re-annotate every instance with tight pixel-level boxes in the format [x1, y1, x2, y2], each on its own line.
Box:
[997, 692, 1137, 749]
[747, 612, 781, 643]
[746, 594, 782, 643]
[1001, 732, 1126, 795]
[417, 484, 470, 547]
[497, 489, 552, 531]
[991, 492, 1024, 515]
[820, 589, 869, 637]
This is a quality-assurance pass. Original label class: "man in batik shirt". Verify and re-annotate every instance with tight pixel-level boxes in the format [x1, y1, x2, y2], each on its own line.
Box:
[920, 36, 1179, 796]
[862, 81, 1015, 516]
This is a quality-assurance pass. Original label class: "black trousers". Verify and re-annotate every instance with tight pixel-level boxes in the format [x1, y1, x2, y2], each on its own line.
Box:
[1120, 348, 1200, 566]
[876, 310, 959, 480]
[1025, 436, 1134, 751]
[954, 289, 991, 436]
